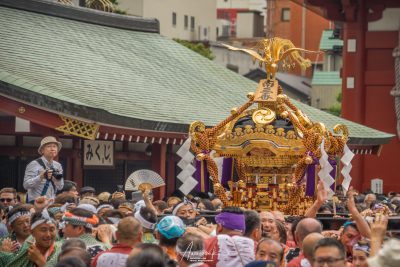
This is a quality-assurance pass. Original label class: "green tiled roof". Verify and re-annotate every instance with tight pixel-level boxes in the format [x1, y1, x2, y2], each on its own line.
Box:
[0, 2, 393, 145]
[320, 30, 343, 50]
[312, 71, 342, 85]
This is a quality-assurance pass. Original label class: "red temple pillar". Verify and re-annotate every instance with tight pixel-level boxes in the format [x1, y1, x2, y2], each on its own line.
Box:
[166, 144, 176, 197]
[72, 138, 83, 189]
[151, 143, 166, 200]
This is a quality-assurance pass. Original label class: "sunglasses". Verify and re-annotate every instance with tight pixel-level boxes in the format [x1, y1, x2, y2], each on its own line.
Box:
[0, 198, 14, 203]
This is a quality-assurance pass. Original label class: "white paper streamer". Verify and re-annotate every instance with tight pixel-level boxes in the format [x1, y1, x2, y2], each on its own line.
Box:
[179, 176, 198, 195]
[318, 139, 335, 197]
[182, 163, 196, 175]
[176, 137, 197, 195]
[177, 158, 189, 170]
[176, 138, 192, 157]
[341, 144, 354, 192]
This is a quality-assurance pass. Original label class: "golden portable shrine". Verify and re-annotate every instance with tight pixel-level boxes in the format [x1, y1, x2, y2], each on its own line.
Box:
[189, 38, 351, 215]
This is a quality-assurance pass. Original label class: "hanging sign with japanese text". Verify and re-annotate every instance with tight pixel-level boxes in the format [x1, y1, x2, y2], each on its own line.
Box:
[83, 140, 114, 168]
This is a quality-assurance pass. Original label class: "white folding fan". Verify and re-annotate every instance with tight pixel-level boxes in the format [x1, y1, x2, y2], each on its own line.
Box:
[125, 169, 165, 191]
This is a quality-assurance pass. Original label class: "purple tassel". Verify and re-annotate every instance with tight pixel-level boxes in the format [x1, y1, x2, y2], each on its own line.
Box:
[305, 163, 316, 197]
[305, 153, 318, 197]
[221, 158, 233, 188]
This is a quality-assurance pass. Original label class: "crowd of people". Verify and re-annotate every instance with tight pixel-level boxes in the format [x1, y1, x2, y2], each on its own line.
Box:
[0, 137, 399, 267]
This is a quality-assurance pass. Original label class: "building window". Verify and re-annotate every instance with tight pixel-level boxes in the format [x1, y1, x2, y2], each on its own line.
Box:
[281, 8, 290, 21]
[203, 27, 207, 37]
[190, 16, 195, 31]
[172, 12, 177, 26]
[184, 15, 188, 29]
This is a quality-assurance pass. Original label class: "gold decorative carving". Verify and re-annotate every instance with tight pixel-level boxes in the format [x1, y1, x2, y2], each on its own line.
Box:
[18, 107, 26, 114]
[188, 37, 348, 215]
[252, 108, 276, 125]
[56, 115, 99, 140]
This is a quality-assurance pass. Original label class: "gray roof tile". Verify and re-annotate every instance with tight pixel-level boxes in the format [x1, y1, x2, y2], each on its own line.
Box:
[0, 4, 393, 145]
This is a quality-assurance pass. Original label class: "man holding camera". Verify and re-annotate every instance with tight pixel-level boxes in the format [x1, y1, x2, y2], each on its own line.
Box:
[23, 136, 64, 203]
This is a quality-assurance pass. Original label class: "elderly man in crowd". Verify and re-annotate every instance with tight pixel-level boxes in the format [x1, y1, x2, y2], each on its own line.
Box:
[176, 233, 208, 267]
[286, 218, 323, 267]
[23, 136, 64, 203]
[92, 217, 142, 267]
[255, 238, 284, 266]
[204, 207, 255, 267]
[313, 238, 348, 267]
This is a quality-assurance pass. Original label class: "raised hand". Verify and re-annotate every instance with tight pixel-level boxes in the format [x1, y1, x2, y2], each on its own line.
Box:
[96, 224, 113, 245]
[0, 238, 18, 253]
[27, 244, 46, 267]
[316, 180, 328, 204]
[346, 186, 357, 212]
[34, 196, 52, 211]
[371, 213, 388, 239]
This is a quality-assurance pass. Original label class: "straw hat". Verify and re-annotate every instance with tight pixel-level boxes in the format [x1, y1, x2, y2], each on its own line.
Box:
[38, 136, 62, 155]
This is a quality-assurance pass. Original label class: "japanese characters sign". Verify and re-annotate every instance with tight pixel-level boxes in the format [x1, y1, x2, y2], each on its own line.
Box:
[83, 140, 114, 168]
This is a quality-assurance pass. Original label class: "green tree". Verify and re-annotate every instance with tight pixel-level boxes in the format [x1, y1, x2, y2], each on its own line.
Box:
[173, 39, 215, 60]
[109, 0, 127, 14]
[326, 91, 342, 116]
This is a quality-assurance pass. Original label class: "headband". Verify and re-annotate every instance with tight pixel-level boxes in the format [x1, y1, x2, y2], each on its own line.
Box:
[48, 207, 61, 216]
[353, 243, 370, 255]
[343, 221, 356, 229]
[8, 211, 30, 225]
[62, 212, 99, 229]
[134, 210, 155, 230]
[172, 198, 193, 216]
[31, 209, 56, 230]
[215, 212, 246, 233]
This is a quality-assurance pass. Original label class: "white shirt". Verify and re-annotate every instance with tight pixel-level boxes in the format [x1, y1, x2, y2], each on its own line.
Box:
[23, 156, 63, 202]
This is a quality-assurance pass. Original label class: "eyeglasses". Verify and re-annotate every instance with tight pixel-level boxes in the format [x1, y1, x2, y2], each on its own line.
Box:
[313, 257, 345, 266]
[0, 198, 14, 203]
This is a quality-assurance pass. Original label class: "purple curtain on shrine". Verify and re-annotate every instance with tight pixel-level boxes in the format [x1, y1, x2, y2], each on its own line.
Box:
[195, 160, 209, 192]
[221, 158, 233, 188]
[305, 157, 318, 197]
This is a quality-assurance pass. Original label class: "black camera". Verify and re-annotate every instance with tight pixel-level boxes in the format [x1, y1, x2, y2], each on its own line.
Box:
[45, 168, 63, 180]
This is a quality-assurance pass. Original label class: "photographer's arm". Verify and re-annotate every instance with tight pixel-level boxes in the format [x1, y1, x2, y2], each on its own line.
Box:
[23, 161, 44, 189]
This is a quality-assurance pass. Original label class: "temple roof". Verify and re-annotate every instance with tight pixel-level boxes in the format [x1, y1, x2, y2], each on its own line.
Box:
[319, 30, 343, 50]
[311, 71, 342, 85]
[0, 0, 394, 146]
